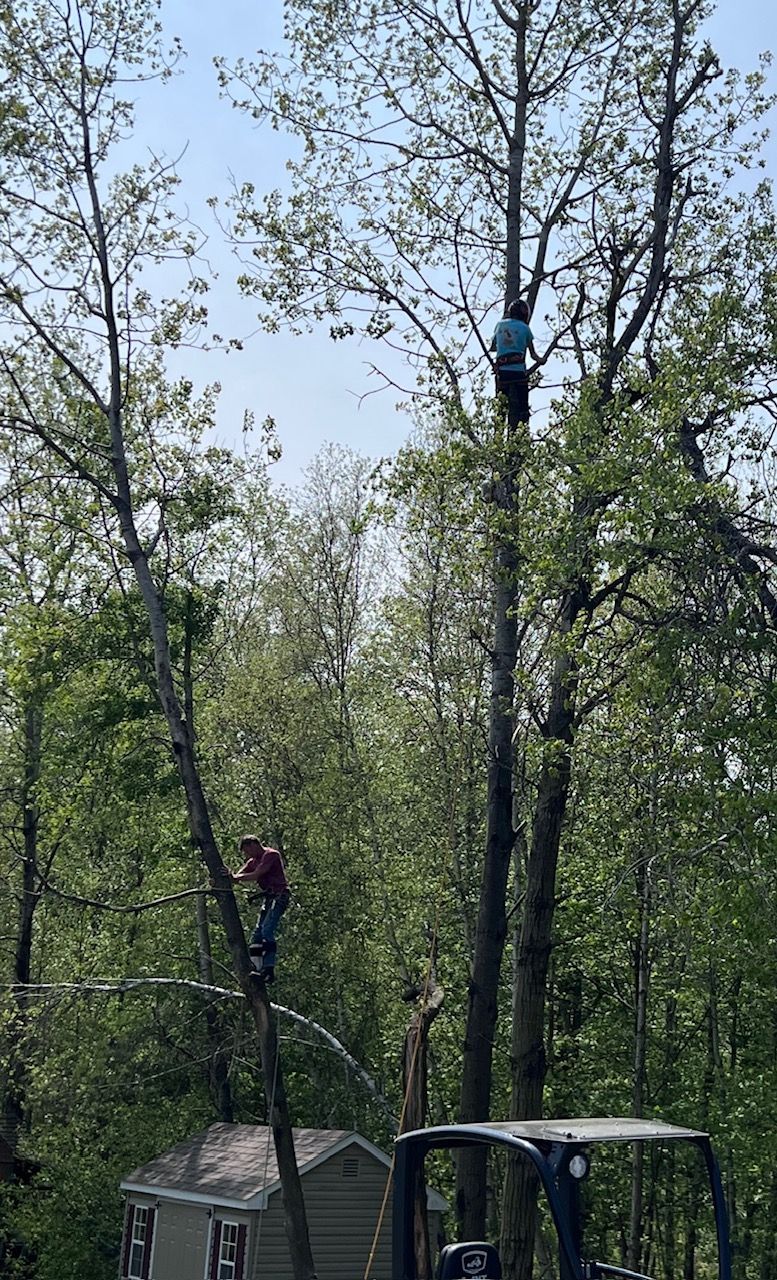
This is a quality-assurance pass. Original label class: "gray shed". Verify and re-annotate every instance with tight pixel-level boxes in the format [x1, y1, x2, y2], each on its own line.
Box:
[119, 1123, 447, 1280]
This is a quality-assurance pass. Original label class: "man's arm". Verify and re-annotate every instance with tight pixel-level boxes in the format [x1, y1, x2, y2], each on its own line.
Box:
[227, 856, 261, 882]
[232, 848, 277, 886]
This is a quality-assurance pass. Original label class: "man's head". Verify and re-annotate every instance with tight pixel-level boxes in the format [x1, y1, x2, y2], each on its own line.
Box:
[507, 298, 530, 322]
[239, 834, 264, 855]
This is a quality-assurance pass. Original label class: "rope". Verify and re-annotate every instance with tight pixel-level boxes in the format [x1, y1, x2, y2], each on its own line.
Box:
[363, 761, 460, 1280]
[255, 1021, 282, 1256]
[362, 938, 438, 1280]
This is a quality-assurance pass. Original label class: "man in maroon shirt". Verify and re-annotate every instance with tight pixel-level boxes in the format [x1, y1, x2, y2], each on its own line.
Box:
[225, 835, 290, 984]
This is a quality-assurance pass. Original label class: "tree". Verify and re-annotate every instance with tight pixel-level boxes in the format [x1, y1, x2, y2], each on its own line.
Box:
[220, 0, 777, 1261]
[0, 429, 109, 1194]
[0, 5, 316, 1276]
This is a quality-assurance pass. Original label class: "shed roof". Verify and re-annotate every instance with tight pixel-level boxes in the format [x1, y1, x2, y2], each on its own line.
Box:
[121, 1124, 447, 1213]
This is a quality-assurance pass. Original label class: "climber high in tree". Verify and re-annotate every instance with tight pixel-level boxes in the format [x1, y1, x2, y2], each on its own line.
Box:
[492, 299, 539, 428]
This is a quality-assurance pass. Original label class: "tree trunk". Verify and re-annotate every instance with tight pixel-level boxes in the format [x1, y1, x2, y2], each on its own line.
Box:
[504, 7, 528, 305]
[758, 1172, 777, 1280]
[16, 701, 41, 990]
[185, 595, 234, 1124]
[664, 1144, 676, 1280]
[456, 464, 520, 1236]
[628, 855, 652, 1271]
[683, 989, 717, 1280]
[455, 4, 529, 1236]
[402, 976, 445, 1280]
[2, 697, 42, 1174]
[501, 600, 581, 1280]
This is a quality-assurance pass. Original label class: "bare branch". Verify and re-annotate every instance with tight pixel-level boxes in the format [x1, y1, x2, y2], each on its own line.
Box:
[27, 879, 232, 914]
[12, 978, 396, 1123]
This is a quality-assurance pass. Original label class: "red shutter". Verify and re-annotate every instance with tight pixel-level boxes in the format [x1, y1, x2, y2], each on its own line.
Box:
[141, 1205, 156, 1279]
[121, 1204, 134, 1279]
[209, 1219, 223, 1280]
[235, 1223, 247, 1280]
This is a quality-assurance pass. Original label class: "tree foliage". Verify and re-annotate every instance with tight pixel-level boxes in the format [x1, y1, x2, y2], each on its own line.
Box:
[0, 3, 776, 1280]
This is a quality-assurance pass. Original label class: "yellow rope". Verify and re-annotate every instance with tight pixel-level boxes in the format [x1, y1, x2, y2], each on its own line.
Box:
[363, 761, 460, 1280]
[255, 1025, 282, 1255]
[362, 914, 441, 1280]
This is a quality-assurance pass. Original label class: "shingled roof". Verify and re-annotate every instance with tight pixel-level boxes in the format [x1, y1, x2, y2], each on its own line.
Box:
[120, 1124, 406, 1211]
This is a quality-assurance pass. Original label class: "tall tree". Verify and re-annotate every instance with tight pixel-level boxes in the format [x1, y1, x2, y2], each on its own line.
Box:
[220, 0, 638, 1231]
[220, 0, 777, 1255]
[0, 5, 316, 1276]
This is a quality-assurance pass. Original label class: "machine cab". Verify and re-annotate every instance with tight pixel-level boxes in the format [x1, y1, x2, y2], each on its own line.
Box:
[392, 1118, 731, 1280]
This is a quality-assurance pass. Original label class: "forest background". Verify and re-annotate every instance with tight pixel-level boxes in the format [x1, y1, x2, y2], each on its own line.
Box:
[1, 2, 777, 1280]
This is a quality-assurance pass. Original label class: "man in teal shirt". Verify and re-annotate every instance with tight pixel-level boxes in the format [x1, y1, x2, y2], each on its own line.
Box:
[492, 299, 538, 427]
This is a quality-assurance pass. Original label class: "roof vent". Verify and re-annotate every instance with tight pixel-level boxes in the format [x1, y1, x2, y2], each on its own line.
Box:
[342, 1157, 360, 1178]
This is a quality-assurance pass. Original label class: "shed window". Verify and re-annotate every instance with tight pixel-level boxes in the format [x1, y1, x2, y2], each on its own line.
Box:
[129, 1205, 148, 1278]
[342, 1157, 360, 1178]
[211, 1219, 247, 1280]
[220, 1220, 238, 1278]
[124, 1204, 156, 1280]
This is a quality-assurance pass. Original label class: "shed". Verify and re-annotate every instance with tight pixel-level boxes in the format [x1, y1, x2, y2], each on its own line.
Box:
[119, 1123, 447, 1280]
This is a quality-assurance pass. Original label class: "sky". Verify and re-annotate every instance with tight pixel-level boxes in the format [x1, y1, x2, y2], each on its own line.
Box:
[131, 1, 777, 487]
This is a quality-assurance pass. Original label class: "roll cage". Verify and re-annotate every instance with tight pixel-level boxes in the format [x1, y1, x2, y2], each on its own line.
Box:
[392, 1118, 731, 1280]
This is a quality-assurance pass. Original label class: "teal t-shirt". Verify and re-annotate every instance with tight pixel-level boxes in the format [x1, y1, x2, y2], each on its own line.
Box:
[493, 319, 533, 370]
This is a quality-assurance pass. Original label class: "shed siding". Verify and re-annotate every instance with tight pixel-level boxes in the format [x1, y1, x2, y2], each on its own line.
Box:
[120, 1136, 444, 1280]
[247, 1142, 412, 1280]
[247, 1202, 287, 1280]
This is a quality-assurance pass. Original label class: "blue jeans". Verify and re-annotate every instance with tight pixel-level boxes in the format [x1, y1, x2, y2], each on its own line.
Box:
[250, 891, 289, 969]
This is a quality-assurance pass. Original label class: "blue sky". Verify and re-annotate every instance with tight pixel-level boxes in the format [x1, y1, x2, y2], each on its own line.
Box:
[134, 1, 776, 485]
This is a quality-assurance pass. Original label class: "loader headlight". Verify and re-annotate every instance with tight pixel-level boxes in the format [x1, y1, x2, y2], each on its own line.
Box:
[569, 1153, 590, 1180]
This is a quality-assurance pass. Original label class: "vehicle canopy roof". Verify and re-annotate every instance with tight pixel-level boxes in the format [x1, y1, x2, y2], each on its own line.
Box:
[396, 1117, 708, 1149]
